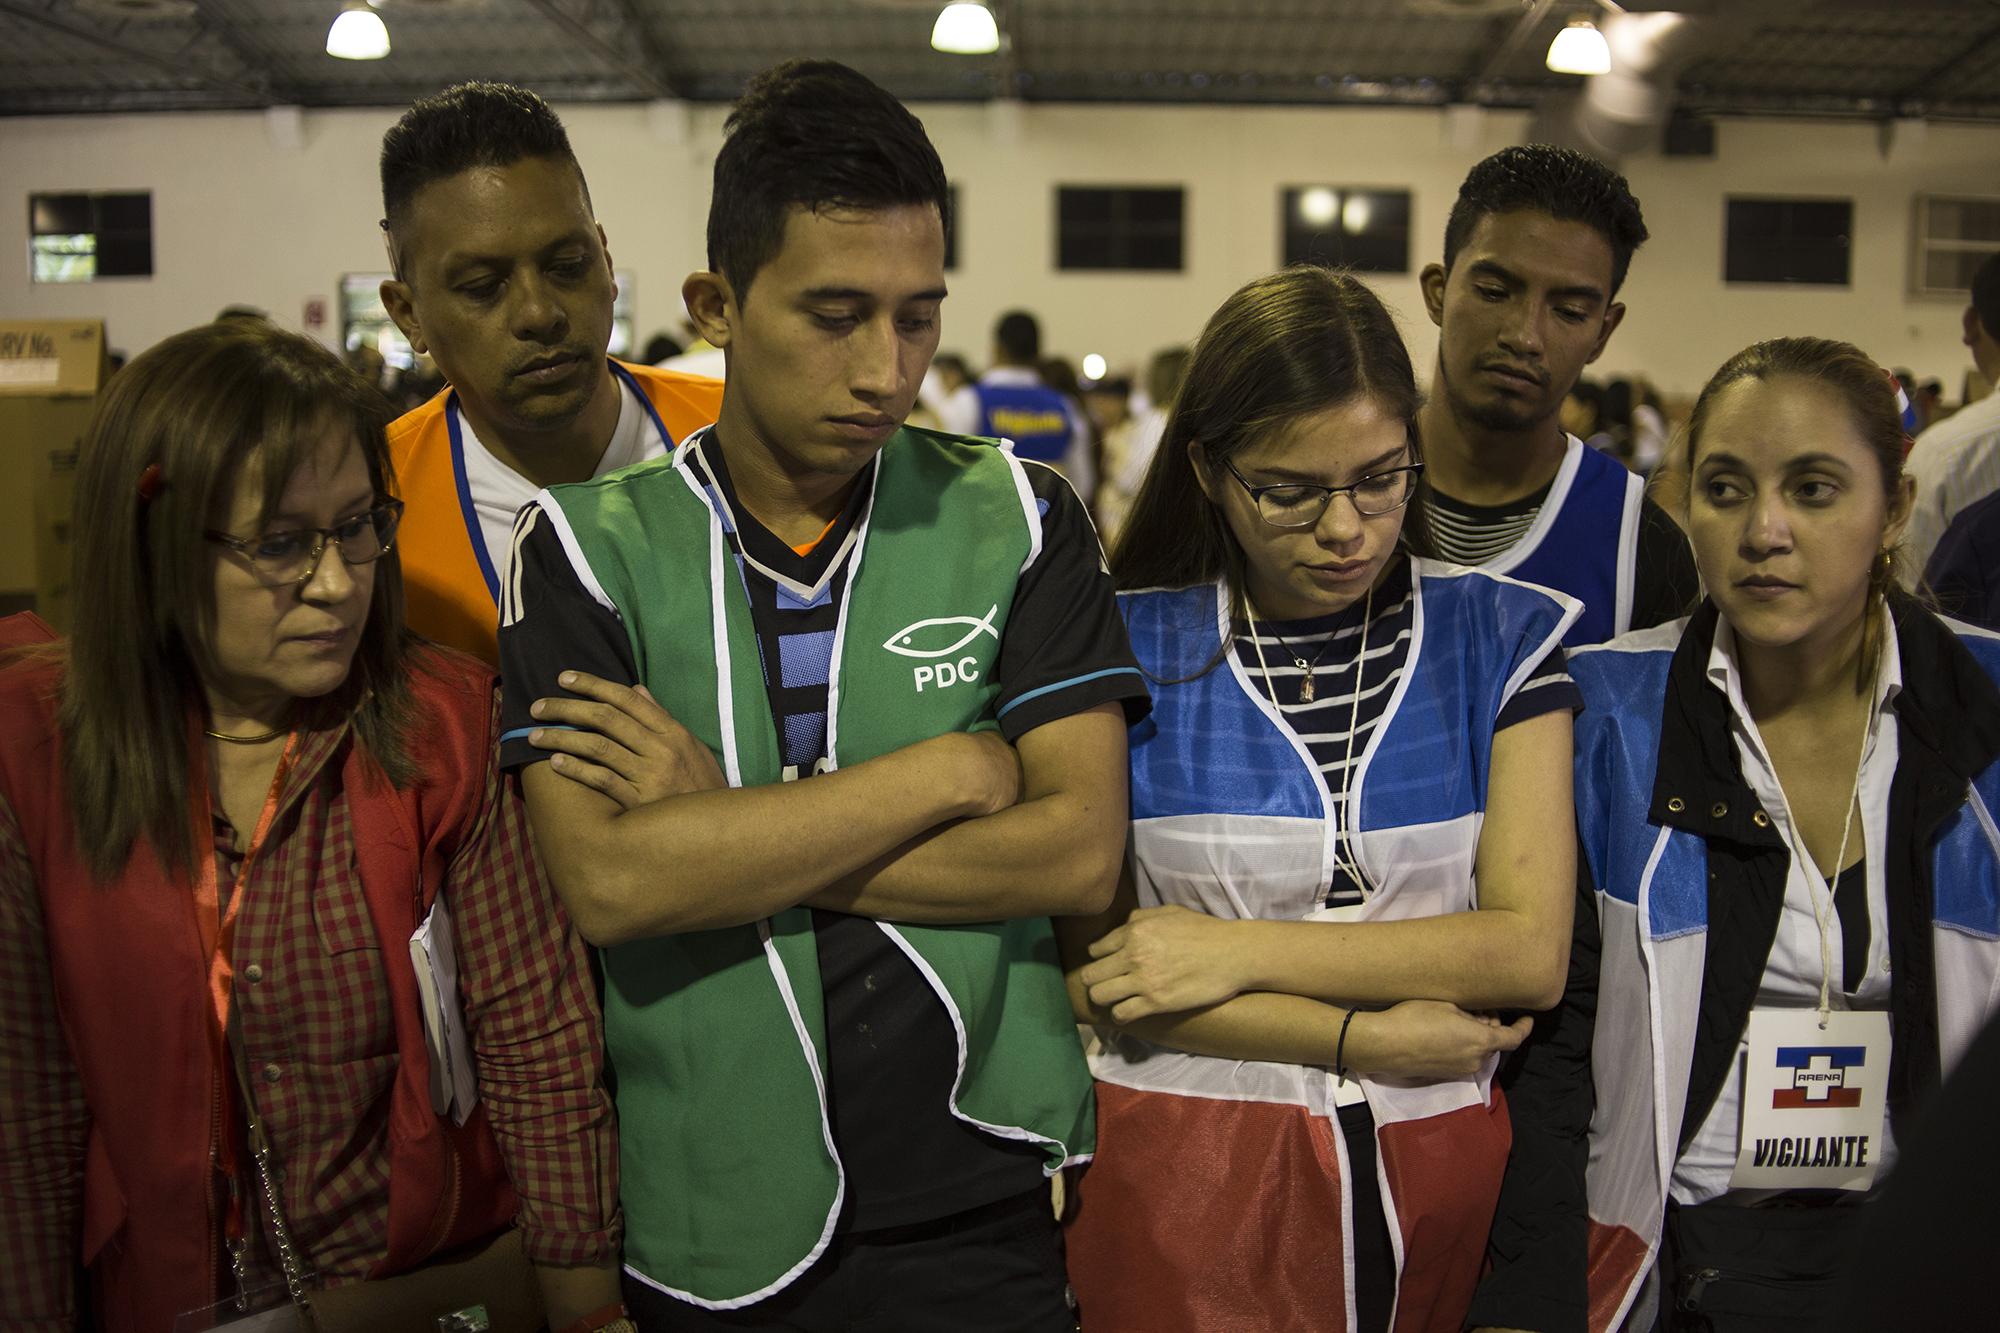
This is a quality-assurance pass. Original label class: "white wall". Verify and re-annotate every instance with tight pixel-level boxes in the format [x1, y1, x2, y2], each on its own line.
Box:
[2, 100, 1993, 398]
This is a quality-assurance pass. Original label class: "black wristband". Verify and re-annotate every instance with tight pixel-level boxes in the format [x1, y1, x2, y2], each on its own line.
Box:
[1335, 1007, 1359, 1078]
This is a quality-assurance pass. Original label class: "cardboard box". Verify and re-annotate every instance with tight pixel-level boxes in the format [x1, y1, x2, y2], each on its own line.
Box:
[0, 319, 104, 625]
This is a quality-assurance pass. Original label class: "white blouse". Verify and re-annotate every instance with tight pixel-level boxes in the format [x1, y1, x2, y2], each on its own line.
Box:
[1670, 615, 1902, 1204]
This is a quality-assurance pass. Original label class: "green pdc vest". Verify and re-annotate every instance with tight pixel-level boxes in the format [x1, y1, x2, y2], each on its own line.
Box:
[538, 426, 1096, 1308]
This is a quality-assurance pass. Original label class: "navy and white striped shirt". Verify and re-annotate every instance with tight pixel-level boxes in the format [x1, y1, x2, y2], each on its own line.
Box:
[1233, 557, 1579, 907]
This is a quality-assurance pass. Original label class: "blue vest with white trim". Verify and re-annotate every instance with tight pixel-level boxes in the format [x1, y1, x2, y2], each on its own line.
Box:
[1572, 627, 2000, 1007]
[975, 381, 1073, 463]
[1567, 619, 2000, 1333]
[1494, 438, 1645, 648]
[1121, 561, 1578, 894]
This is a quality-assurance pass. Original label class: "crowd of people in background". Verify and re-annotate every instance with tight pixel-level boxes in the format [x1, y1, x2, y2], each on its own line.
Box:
[7, 55, 2000, 1333]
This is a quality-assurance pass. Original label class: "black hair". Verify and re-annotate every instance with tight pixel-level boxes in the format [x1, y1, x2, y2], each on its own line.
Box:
[1442, 144, 1649, 295]
[708, 60, 949, 302]
[1973, 251, 2000, 343]
[379, 82, 586, 263]
[995, 310, 1041, 363]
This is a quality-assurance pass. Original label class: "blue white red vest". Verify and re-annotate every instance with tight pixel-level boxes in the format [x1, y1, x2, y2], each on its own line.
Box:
[1100, 561, 1579, 1330]
[1568, 618, 2000, 1333]
[973, 380, 1072, 464]
[1483, 436, 1645, 647]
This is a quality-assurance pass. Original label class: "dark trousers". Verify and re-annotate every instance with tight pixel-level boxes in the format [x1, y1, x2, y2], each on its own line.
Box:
[626, 1189, 1076, 1333]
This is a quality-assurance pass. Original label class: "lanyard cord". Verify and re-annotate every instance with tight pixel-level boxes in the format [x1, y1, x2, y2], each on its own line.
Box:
[1773, 628, 1879, 1030]
[1798, 704, 1869, 1029]
[1246, 586, 1376, 899]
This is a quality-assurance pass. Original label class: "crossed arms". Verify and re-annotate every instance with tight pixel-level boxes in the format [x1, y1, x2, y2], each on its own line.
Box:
[520, 673, 1131, 945]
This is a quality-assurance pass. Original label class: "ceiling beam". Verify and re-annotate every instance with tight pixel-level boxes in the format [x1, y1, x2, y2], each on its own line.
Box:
[0, 0, 272, 101]
[601, 0, 677, 92]
[189, 0, 296, 104]
[1475, 0, 1563, 85]
[517, 0, 675, 99]
[1893, 18, 2000, 103]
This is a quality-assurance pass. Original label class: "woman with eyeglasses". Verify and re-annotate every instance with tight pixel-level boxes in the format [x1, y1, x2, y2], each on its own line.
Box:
[0, 321, 625, 1332]
[1057, 267, 1581, 1332]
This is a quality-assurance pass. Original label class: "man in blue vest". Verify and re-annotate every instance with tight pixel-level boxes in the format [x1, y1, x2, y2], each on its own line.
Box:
[941, 310, 1089, 484]
[1414, 143, 1696, 646]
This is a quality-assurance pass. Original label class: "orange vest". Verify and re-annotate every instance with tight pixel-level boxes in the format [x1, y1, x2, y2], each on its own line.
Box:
[388, 360, 723, 665]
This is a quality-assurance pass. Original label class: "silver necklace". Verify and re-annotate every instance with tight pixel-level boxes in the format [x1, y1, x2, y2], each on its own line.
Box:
[1247, 586, 1377, 898]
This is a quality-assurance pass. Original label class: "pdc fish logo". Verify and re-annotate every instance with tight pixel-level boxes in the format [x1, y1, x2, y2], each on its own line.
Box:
[883, 605, 999, 692]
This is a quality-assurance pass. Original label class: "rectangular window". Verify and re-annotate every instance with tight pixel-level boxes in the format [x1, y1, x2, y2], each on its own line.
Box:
[1057, 186, 1184, 272]
[1912, 195, 2000, 296]
[1724, 198, 1852, 286]
[1280, 187, 1412, 273]
[29, 191, 153, 283]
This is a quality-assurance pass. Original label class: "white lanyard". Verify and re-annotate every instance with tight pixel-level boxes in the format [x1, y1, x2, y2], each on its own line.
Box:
[1246, 587, 1375, 900]
[1771, 660, 1877, 1029]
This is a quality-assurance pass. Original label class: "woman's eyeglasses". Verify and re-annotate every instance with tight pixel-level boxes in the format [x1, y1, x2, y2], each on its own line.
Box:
[1222, 459, 1424, 528]
[205, 499, 405, 587]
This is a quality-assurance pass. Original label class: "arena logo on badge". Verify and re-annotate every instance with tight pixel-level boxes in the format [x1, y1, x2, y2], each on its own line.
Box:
[1771, 1045, 1866, 1109]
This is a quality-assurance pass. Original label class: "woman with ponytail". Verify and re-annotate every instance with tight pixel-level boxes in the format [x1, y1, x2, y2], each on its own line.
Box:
[1484, 337, 2000, 1332]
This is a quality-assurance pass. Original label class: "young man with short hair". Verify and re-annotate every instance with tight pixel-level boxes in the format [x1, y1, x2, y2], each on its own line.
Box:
[499, 60, 1147, 1330]
[1415, 143, 1696, 645]
[377, 82, 723, 663]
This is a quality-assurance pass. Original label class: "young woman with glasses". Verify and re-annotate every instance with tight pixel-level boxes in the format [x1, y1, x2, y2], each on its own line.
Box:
[0, 321, 625, 1332]
[1057, 266, 1582, 1332]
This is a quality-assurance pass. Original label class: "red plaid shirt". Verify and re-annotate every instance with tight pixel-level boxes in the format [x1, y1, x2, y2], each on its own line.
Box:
[0, 689, 618, 1329]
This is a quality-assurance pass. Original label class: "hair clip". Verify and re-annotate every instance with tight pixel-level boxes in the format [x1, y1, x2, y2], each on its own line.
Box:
[137, 462, 165, 503]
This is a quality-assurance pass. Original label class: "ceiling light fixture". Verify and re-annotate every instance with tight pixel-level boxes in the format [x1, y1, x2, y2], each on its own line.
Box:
[1546, 18, 1610, 76]
[326, 2, 390, 60]
[1082, 353, 1107, 381]
[931, 2, 999, 56]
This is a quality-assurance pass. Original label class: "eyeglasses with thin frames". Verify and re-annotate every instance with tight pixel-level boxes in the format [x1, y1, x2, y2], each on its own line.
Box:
[1222, 458, 1424, 529]
[205, 499, 405, 588]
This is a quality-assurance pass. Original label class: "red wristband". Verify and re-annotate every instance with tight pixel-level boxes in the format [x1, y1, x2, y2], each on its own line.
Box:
[556, 1302, 629, 1333]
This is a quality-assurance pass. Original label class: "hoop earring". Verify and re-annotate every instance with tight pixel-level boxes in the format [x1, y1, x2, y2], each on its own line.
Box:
[1872, 547, 1896, 599]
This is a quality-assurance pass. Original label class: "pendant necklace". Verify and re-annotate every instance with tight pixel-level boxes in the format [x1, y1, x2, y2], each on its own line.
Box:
[1247, 586, 1379, 898]
[1261, 622, 1338, 702]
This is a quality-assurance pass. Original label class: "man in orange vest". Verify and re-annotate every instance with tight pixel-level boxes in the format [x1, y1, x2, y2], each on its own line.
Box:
[377, 82, 723, 663]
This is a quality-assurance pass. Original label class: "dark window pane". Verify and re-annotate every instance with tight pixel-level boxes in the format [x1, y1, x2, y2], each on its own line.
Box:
[1342, 230, 1408, 274]
[95, 192, 151, 231]
[1129, 189, 1182, 225]
[1725, 198, 1851, 285]
[1057, 187, 1186, 272]
[30, 193, 91, 235]
[1059, 188, 1115, 226]
[94, 233, 153, 277]
[1130, 233, 1183, 270]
